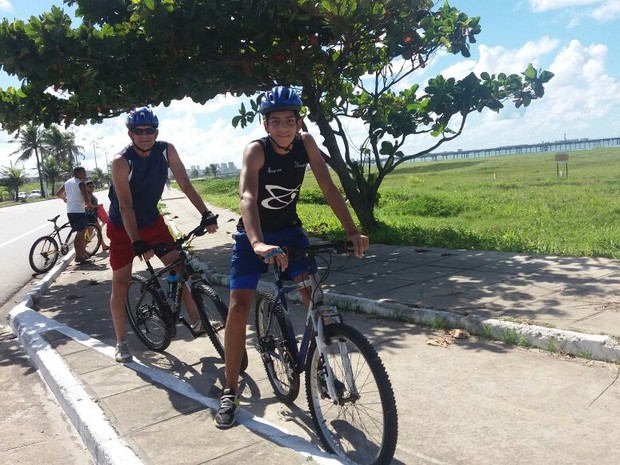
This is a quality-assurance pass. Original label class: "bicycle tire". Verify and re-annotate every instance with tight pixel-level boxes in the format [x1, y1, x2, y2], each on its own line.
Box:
[255, 293, 300, 403]
[193, 283, 248, 372]
[125, 275, 172, 351]
[305, 323, 398, 465]
[84, 222, 102, 257]
[28, 235, 60, 274]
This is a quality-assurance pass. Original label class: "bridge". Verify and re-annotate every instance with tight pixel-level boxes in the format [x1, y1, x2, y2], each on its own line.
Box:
[420, 136, 620, 162]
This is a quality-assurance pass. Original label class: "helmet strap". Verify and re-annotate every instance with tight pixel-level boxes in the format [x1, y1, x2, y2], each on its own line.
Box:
[268, 135, 295, 153]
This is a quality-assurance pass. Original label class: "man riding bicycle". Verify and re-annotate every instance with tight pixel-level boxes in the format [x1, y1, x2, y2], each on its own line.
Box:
[107, 106, 219, 363]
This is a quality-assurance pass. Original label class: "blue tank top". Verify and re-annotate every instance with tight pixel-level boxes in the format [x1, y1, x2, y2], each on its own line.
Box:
[108, 141, 169, 228]
[237, 136, 309, 232]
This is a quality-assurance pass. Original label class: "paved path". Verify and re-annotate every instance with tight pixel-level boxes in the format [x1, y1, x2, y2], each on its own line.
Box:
[5, 187, 620, 464]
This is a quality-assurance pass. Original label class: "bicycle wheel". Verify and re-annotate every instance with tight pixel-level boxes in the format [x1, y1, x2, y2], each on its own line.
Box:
[254, 293, 300, 403]
[84, 223, 102, 257]
[305, 323, 398, 465]
[125, 275, 172, 351]
[192, 282, 248, 371]
[28, 235, 60, 273]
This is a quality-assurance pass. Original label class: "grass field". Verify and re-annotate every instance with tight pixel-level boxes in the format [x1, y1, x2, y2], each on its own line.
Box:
[193, 146, 620, 259]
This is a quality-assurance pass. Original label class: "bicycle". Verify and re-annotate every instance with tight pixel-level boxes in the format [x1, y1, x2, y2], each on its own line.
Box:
[125, 224, 248, 370]
[254, 241, 398, 465]
[28, 214, 102, 273]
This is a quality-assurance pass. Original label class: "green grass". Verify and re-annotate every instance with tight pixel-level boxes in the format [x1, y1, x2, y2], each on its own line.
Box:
[170, 146, 620, 259]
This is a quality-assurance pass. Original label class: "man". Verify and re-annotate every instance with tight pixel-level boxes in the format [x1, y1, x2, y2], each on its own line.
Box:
[107, 106, 219, 363]
[56, 166, 94, 264]
[215, 86, 369, 428]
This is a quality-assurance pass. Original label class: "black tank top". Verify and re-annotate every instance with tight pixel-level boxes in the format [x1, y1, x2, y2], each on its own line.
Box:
[237, 136, 309, 232]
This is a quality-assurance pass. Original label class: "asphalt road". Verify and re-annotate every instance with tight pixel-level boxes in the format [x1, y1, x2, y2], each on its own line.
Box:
[0, 197, 67, 306]
[0, 194, 108, 465]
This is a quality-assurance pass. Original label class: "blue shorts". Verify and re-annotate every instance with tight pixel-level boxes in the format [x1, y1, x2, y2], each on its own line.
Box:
[230, 227, 313, 290]
[85, 209, 98, 224]
[67, 212, 87, 232]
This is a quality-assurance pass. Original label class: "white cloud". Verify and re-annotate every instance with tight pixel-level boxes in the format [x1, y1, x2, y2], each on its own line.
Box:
[529, 0, 620, 21]
[0, 1, 12, 12]
[591, 0, 620, 21]
[529, 0, 601, 12]
[401, 35, 620, 154]
[164, 94, 251, 117]
[440, 36, 560, 79]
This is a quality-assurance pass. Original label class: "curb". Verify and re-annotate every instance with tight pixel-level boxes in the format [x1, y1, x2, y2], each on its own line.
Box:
[205, 271, 620, 364]
[9, 250, 143, 465]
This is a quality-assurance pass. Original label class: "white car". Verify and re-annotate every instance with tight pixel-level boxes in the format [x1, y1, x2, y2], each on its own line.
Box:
[17, 191, 27, 200]
[28, 190, 41, 198]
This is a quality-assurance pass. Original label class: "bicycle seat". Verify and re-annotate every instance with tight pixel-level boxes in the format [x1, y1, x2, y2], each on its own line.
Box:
[48, 215, 61, 222]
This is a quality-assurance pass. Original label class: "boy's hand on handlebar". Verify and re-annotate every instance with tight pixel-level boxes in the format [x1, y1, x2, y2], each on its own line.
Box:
[256, 243, 288, 271]
[346, 232, 369, 258]
[132, 239, 154, 261]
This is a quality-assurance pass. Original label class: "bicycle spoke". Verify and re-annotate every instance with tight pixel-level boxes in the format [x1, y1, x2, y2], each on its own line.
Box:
[125, 276, 171, 351]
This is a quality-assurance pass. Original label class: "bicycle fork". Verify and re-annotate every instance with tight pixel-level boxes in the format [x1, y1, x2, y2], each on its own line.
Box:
[311, 309, 360, 405]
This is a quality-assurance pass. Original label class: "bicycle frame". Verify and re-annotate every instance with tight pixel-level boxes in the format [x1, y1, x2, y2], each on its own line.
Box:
[267, 242, 355, 400]
[49, 214, 95, 252]
[140, 231, 208, 335]
[257, 241, 398, 464]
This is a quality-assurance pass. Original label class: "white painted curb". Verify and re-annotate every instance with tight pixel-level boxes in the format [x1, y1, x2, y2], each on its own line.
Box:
[9, 250, 143, 465]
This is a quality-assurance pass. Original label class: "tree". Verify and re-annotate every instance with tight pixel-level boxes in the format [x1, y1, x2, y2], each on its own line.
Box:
[189, 166, 200, 179]
[11, 124, 47, 197]
[41, 125, 84, 169]
[0, 165, 27, 201]
[208, 164, 219, 179]
[40, 156, 67, 194]
[0, 0, 553, 230]
[88, 167, 107, 187]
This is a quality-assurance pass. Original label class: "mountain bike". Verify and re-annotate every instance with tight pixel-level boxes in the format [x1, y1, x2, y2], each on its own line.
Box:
[254, 241, 398, 465]
[28, 214, 102, 273]
[125, 224, 248, 370]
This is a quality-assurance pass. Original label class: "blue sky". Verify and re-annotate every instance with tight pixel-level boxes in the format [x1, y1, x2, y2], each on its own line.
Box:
[1, 0, 619, 175]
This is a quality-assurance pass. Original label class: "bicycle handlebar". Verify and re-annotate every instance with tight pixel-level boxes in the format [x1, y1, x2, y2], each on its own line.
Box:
[150, 223, 207, 257]
[284, 240, 354, 260]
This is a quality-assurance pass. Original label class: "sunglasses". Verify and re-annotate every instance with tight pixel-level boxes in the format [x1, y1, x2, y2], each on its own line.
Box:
[132, 127, 157, 135]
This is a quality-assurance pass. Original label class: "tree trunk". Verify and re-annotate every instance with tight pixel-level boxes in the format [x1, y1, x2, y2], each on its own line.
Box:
[34, 149, 46, 197]
[313, 114, 379, 231]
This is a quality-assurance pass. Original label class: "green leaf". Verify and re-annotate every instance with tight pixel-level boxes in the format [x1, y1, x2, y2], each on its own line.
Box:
[523, 63, 537, 80]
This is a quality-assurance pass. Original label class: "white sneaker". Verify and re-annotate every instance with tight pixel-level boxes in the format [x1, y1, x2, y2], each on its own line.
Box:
[115, 342, 132, 363]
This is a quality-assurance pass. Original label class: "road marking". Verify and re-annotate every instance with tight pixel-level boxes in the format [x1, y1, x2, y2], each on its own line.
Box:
[0, 223, 50, 250]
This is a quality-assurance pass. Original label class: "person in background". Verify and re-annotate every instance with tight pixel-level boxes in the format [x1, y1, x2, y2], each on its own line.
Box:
[215, 86, 369, 428]
[107, 106, 219, 363]
[56, 166, 94, 264]
[85, 180, 109, 251]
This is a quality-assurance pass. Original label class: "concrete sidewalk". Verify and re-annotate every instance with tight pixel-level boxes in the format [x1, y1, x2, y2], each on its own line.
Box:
[7, 187, 620, 464]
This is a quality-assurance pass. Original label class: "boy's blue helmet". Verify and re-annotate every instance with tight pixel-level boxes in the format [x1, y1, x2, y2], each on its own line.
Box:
[259, 86, 302, 115]
[126, 106, 159, 129]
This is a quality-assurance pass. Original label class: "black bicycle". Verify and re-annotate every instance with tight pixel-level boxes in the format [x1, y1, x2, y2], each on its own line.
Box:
[125, 224, 248, 370]
[28, 214, 102, 273]
[254, 241, 398, 465]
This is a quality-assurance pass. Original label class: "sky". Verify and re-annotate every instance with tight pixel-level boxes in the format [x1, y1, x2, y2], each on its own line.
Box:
[0, 0, 619, 177]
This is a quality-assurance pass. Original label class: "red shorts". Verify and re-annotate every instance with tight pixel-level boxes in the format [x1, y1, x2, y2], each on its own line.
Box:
[107, 215, 174, 270]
